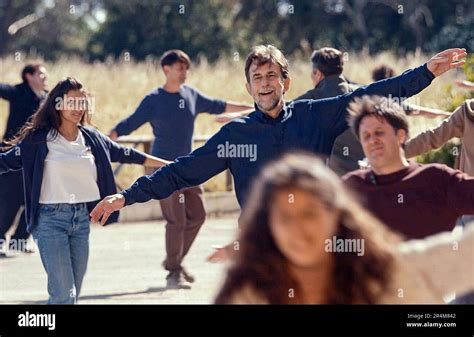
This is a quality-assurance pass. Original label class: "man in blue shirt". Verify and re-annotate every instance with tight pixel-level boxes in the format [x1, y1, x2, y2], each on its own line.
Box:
[92, 45, 466, 262]
[109, 50, 252, 288]
[0, 64, 48, 257]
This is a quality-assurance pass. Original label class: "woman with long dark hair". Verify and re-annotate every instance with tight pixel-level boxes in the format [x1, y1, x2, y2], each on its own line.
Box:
[215, 153, 474, 304]
[0, 77, 169, 304]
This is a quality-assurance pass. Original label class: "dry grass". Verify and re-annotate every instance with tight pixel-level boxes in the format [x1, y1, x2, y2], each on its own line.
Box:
[0, 52, 465, 191]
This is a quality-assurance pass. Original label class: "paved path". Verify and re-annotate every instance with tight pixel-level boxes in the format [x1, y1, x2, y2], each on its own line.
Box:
[0, 214, 239, 304]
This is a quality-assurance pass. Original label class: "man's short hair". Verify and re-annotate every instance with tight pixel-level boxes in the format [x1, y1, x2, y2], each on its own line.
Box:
[21, 63, 43, 83]
[245, 45, 289, 83]
[348, 95, 409, 141]
[160, 49, 191, 69]
[311, 47, 344, 77]
[372, 65, 396, 81]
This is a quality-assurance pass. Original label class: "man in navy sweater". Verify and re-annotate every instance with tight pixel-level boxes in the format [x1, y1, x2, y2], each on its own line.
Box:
[0, 64, 48, 257]
[109, 50, 252, 288]
[91, 45, 466, 263]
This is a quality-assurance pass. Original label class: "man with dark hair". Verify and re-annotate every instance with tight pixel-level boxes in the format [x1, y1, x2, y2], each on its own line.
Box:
[160, 49, 192, 69]
[296, 47, 363, 176]
[92, 45, 466, 262]
[297, 47, 356, 101]
[343, 95, 474, 239]
[108, 49, 252, 288]
[0, 63, 48, 257]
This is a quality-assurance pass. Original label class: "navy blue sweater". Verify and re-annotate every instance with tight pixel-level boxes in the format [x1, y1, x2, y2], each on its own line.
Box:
[0, 126, 147, 232]
[113, 85, 227, 160]
[121, 64, 435, 209]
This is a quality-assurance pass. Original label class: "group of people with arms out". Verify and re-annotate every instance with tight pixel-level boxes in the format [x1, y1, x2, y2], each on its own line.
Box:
[1, 44, 473, 304]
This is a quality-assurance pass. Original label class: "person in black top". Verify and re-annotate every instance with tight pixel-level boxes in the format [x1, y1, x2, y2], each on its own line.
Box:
[0, 63, 48, 256]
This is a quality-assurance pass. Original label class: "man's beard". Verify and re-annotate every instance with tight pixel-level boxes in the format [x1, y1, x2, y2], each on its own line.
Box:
[255, 95, 281, 114]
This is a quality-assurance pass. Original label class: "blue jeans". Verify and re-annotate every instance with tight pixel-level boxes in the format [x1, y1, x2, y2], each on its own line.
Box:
[32, 203, 90, 304]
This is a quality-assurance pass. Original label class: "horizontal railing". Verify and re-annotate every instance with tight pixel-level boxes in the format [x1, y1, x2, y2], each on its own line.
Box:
[114, 135, 233, 191]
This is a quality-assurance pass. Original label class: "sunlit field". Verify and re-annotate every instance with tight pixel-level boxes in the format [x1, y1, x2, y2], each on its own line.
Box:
[0, 51, 464, 191]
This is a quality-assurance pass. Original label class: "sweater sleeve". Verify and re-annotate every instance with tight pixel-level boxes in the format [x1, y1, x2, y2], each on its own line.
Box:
[0, 146, 23, 174]
[120, 126, 230, 205]
[97, 130, 147, 164]
[405, 103, 465, 158]
[113, 96, 154, 137]
[0, 83, 16, 101]
[195, 88, 227, 115]
[398, 224, 474, 297]
[443, 166, 474, 216]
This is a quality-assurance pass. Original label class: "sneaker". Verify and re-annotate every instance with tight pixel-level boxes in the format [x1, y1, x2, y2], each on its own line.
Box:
[166, 270, 191, 289]
[181, 268, 195, 283]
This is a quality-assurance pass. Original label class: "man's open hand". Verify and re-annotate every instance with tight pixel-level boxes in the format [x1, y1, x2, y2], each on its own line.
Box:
[427, 48, 467, 77]
[90, 194, 125, 225]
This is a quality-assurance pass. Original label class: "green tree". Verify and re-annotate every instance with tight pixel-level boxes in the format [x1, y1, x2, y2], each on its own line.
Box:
[0, 0, 98, 60]
[87, 0, 232, 62]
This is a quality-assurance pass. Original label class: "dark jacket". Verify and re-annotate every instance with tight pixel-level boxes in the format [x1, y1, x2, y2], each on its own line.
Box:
[296, 74, 364, 175]
[0, 82, 46, 141]
[120, 65, 435, 209]
[296, 74, 358, 100]
[0, 126, 147, 232]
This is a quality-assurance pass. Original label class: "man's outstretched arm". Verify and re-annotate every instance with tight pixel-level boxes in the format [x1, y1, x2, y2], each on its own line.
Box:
[405, 101, 467, 158]
[90, 127, 230, 225]
[455, 80, 474, 91]
[108, 96, 154, 140]
[312, 48, 467, 139]
[0, 83, 16, 101]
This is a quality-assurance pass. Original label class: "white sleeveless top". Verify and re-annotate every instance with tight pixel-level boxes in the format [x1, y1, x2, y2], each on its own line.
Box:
[39, 130, 101, 204]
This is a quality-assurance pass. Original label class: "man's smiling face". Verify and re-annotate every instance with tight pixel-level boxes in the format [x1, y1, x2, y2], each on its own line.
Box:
[359, 115, 406, 171]
[246, 61, 290, 115]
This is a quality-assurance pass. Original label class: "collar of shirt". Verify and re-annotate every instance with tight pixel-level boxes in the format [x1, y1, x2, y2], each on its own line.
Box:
[22, 82, 48, 102]
[253, 102, 292, 124]
[316, 74, 347, 90]
[370, 161, 418, 186]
